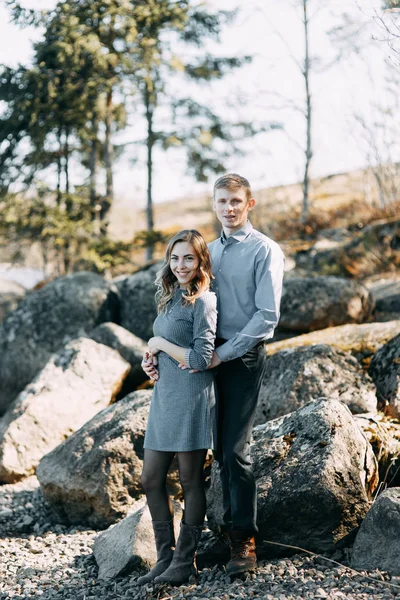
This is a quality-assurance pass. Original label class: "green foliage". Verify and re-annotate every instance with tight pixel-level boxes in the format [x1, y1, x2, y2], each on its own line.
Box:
[74, 238, 134, 273]
[384, 1, 400, 8]
[0, 192, 134, 274]
[134, 229, 168, 250]
[1, 0, 271, 266]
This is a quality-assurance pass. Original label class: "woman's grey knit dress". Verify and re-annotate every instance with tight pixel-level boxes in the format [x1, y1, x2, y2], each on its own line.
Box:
[144, 288, 217, 452]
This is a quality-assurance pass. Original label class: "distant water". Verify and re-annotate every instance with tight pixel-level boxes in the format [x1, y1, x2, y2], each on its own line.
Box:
[0, 264, 45, 289]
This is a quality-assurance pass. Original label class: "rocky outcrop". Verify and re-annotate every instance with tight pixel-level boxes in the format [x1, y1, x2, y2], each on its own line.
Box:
[0, 338, 130, 483]
[0, 272, 120, 415]
[369, 333, 400, 419]
[119, 263, 160, 341]
[279, 276, 374, 332]
[256, 344, 377, 424]
[266, 320, 400, 363]
[0, 278, 25, 323]
[295, 217, 400, 279]
[207, 398, 378, 556]
[36, 391, 154, 528]
[93, 499, 182, 579]
[89, 322, 148, 394]
[351, 488, 400, 576]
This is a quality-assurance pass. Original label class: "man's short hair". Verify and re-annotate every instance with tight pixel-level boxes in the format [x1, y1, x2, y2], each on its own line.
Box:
[213, 173, 252, 202]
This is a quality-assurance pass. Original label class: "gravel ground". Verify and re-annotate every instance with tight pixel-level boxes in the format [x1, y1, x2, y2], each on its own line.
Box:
[0, 477, 399, 600]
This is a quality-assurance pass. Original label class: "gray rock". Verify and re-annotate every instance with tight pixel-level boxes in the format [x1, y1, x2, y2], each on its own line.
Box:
[256, 344, 377, 424]
[369, 333, 400, 419]
[279, 276, 374, 333]
[0, 272, 120, 415]
[207, 398, 378, 556]
[36, 391, 153, 528]
[0, 278, 25, 323]
[89, 322, 148, 393]
[93, 499, 182, 579]
[119, 263, 161, 340]
[352, 488, 400, 575]
[0, 337, 130, 483]
[370, 280, 400, 314]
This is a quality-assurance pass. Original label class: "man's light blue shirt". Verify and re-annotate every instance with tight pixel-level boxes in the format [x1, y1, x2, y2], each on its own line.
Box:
[208, 220, 285, 362]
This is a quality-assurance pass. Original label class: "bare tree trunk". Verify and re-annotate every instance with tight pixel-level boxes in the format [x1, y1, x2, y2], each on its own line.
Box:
[64, 126, 73, 217]
[145, 84, 155, 261]
[89, 114, 99, 218]
[301, 0, 312, 226]
[64, 126, 70, 197]
[63, 125, 72, 274]
[102, 91, 114, 231]
[56, 124, 62, 206]
[373, 167, 387, 209]
[104, 91, 114, 201]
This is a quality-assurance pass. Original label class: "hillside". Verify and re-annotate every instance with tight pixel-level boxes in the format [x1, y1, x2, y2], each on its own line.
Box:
[108, 166, 380, 247]
[0, 166, 394, 274]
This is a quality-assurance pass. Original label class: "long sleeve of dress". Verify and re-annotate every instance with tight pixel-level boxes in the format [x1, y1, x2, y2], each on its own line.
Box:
[184, 291, 217, 371]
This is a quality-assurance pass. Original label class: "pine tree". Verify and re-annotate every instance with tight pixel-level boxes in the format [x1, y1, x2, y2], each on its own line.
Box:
[129, 2, 254, 259]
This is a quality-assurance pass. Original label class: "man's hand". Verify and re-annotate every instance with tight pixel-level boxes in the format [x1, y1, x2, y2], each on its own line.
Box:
[209, 351, 222, 369]
[141, 350, 159, 381]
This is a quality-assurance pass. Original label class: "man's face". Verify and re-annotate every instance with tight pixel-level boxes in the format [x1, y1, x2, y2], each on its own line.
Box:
[213, 187, 255, 234]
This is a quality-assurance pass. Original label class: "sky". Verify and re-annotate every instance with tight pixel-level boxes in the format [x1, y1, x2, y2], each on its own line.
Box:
[0, 0, 397, 204]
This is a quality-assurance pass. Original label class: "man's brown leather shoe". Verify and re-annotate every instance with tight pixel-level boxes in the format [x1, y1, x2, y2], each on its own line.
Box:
[226, 531, 257, 575]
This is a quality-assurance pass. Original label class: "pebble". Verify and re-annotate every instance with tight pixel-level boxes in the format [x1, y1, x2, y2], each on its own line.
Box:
[0, 477, 399, 600]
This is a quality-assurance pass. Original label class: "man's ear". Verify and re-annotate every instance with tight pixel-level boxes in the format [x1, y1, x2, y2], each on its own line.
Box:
[248, 198, 256, 211]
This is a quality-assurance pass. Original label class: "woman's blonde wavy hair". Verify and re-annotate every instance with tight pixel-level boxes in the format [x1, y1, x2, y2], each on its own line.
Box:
[155, 230, 213, 314]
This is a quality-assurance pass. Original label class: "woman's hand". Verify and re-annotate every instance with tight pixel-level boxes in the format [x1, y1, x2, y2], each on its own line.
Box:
[141, 350, 159, 381]
[147, 336, 164, 354]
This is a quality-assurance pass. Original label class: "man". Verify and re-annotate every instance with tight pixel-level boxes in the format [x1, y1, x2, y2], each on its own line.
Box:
[206, 173, 284, 575]
[142, 173, 284, 576]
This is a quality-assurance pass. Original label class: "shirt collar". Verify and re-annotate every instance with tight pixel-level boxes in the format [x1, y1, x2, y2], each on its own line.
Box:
[221, 220, 253, 244]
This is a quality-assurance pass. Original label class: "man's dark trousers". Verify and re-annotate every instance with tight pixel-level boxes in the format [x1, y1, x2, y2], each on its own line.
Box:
[215, 342, 266, 535]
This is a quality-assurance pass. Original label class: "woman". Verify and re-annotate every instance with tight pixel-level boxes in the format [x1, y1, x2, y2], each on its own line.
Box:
[138, 229, 217, 586]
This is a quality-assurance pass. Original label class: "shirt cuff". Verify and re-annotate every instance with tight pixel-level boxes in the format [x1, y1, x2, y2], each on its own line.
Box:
[184, 348, 192, 368]
[215, 341, 235, 362]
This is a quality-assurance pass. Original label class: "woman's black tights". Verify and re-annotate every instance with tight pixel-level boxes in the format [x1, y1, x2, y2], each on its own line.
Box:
[140, 449, 207, 526]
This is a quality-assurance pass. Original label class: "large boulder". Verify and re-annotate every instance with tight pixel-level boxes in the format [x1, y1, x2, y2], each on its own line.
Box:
[93, 499, 182, 579]
[207, 398, 378, 556]
[0, 278, 25, 323]
[89, 322, 148, 394]
[0, 338, 130, 483]
[369, 333, 400, 419]
[37, 390, 159, 528]
[119, 263, 161, 341]
[279, 276, 374, 332]
[267, 320, 400, 363]
[351, 488, 400, 576]
[0, 272, 120, 415]
[256, 344, 377, 425]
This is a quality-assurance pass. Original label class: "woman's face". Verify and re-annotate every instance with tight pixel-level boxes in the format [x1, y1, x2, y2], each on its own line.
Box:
[170, 241, 200, 288]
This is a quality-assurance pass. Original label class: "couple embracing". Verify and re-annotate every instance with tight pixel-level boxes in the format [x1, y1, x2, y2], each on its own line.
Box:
[138, 173, 285, 586]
